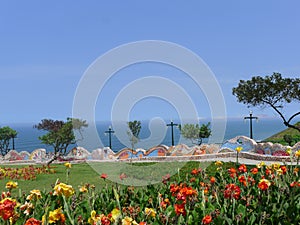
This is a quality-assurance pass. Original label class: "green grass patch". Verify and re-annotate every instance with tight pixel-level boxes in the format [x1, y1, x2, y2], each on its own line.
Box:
[0, 161, 231, 193]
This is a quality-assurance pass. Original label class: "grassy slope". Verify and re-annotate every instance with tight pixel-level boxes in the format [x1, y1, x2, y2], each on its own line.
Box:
[264, 121, 300, 144]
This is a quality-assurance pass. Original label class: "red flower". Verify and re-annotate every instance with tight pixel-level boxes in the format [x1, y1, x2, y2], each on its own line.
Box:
[170, 184, 179, 196]
[224, 184, 241, 200]
[238, 164, 247, 173]
[0, 198, 17, 220]
[174, 203, 186, 216]
[119, 173, 127, 180]
[265, 168, 272, 176]
[202, 215, 212, 224]
[238, 175, 247, 186]
[191, 169, 198, 175]
[250, 167, 258, 175]
[247, 176, 256, 186]
[101, 215, 111, 225]
[280, 166, 287, 175]
[290, 181, 300, 188]
[162, 174, 171, 184]
[100, 173, 108, 179]
[24, 218, 42, 225]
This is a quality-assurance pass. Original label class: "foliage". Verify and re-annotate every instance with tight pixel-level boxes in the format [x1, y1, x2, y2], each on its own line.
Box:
[179, 123, 212, 145]
[265, 121, 300, 145]
[127, 120, 141, 150]
[232, 72, 300, 132]
[35, 118, 87, 164]
[0, 126, 18, 156]
[1, 159, 300, 224]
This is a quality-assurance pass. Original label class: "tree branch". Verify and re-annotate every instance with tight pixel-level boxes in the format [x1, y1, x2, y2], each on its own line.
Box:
[287, 112, 300, 124]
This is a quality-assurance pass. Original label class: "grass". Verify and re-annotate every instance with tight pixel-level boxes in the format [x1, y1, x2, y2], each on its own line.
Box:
[0, 160, 247, 196]
[0, 161, 224, 193]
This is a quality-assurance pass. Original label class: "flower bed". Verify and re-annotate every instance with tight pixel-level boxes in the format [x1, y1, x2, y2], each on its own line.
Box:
[0, 158, 300, 224]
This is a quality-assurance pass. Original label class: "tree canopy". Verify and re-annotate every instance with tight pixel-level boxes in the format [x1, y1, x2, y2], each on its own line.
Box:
[179, 123, 212, 145]
[34, 118, 88, 159]
[0, 126, 18, 156]
[232, 73, 300, 132]
[127, 120, 141, 149]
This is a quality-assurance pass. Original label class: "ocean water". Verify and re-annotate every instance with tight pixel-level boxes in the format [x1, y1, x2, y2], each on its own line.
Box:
[4, 119, 286, 153]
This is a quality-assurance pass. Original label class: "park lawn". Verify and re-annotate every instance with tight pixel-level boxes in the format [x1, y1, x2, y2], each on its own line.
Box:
[0, 161, 238, 193]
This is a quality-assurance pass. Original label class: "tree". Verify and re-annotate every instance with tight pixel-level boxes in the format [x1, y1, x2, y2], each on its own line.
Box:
[179, 123, 212, 145]
[127, 120, 141, 150]
[199, 122, 212, 145]
[0, 126, 18, 156]
[232, 73, 300, 132]
[283, 134, 293, 146]
[35, 118, 88, 163]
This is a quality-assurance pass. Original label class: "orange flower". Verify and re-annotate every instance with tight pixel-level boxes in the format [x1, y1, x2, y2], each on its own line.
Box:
[160, 198, 170, 209]
[170, 184, 179, 195]
[224, 184, 241, 200]
[250, 167, 258, 175]
[202, 215, 212, 224]
[265, 168, 272, 176]
[238, 164, 247, 173]
[24, 218, 42, 225]
[228, 168, 237, 178]
[258, 179, 271, 191]
[238, 175, 247, 186]
[174, 203, 186, 216]
[280, 166, 287, 175]
[210, 176, 216, 184]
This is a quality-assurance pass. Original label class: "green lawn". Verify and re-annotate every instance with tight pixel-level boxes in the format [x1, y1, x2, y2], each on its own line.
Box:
[0, 161, 237, 193]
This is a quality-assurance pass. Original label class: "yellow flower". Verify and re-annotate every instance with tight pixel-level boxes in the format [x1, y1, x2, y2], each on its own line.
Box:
[48, 207, 65, 224]
[88, 210, 100, 224]
[6, 181, 18, 189]
[79, 186, 88, 193]
[111, 208, 121, 222]
[271, 163, 281, 170]
[26, 189, 42, 201]
[64, 162, 72, 168]
[236, 146, 243, 153]
[215, 161, 223, 167]
[276, 168, 283, 175]
[256, 161, 265, 168]
[53, 183, 75, 198]
[122, 216, 138, 225]
[286, 148, 291, 155]
[145, 207, 156, 218]
[295, 150, 300, 158]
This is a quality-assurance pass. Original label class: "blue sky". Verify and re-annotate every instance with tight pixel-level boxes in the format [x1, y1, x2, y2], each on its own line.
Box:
[0, 1, 299, 124]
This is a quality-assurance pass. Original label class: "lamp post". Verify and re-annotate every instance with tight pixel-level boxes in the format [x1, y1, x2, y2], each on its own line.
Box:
[104, 126, 114, 150]
[244, 111, 258, 139]
[167, 120, 178, 146]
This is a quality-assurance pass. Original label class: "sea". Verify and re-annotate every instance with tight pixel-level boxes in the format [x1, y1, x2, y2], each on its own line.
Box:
[2, 119, 286, 153]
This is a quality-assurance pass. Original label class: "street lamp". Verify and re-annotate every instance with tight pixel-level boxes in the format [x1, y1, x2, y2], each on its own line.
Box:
[167, 120, 178, 146]
[244, 111, 258, 139]
[104, 126, 114, 150]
